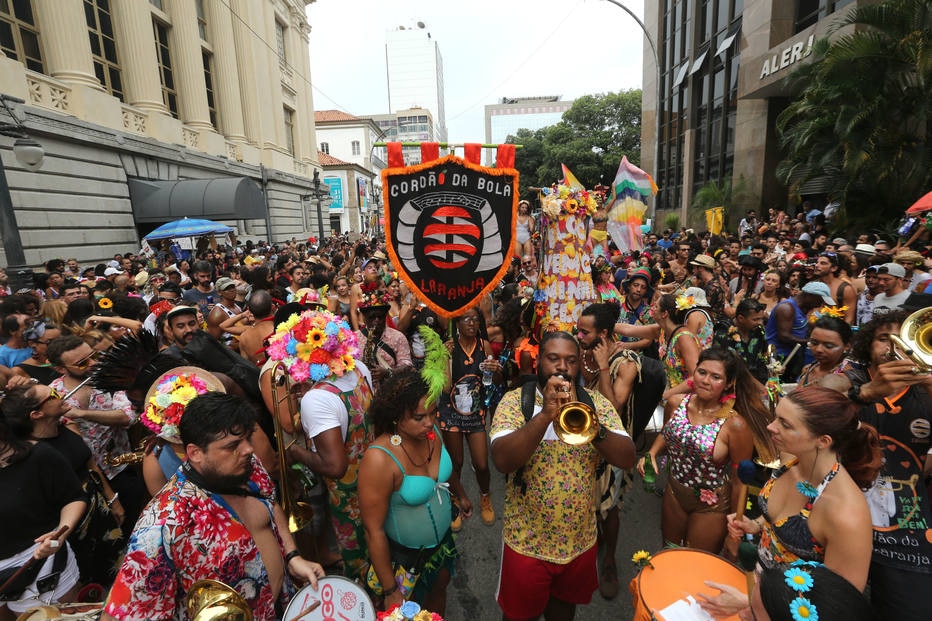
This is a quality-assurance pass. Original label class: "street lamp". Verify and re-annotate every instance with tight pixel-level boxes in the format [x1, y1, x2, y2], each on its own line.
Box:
[0, 94, 44, 288]
[302, 170, 331, 243]
[601, 0, 662, 221]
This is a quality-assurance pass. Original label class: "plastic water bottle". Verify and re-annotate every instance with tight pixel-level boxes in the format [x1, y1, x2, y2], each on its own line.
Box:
[482, 355, 494, 386]
[642, 455, 657, 492]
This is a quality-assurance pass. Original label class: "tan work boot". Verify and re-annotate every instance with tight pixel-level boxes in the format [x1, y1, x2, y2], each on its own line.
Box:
[480, 493, 495, 525]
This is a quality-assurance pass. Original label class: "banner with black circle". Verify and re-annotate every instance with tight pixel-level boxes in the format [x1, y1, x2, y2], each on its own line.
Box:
[382, 154, 518, 320]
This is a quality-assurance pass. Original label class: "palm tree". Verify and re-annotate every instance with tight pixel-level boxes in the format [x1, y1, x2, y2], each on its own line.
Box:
[776, 0, 932, 228]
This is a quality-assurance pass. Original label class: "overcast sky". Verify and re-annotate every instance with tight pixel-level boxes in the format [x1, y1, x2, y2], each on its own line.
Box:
[306, 0, 646, 144]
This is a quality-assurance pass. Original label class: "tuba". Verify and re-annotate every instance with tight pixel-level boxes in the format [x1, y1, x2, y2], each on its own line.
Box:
[554, 402, 599, 445]
[186, 580, 253, 621]
[887, 307, 932, 372]
[269, 362, 315, 533]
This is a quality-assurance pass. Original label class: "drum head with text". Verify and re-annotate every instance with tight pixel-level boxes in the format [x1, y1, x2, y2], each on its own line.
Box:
[282, 576, 375, 621]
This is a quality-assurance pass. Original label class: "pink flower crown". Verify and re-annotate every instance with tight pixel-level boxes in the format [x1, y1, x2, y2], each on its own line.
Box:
[266, 309, 359, 383]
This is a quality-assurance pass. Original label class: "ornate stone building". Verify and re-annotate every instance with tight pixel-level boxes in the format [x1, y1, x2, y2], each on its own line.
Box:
[0, 0, 324, 268]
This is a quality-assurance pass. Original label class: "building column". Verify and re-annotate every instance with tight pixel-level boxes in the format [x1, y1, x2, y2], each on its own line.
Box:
[289, 6, 313, 162]
[231, 0, 260, 145]
[164, 0, 211, 130]
[109, 0, 165, 113]
[33, 0, 99, 89]
[207, 0, 245, 142]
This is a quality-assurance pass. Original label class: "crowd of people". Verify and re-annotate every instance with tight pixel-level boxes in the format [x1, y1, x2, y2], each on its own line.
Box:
[0, 199, 930, 621]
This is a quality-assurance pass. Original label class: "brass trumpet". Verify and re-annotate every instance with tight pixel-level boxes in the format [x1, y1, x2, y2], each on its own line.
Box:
[888, 308, 932, 372]
[269, 362, 315, 533]
[186, 579, 253, 621]
[554, 402, 598, 445]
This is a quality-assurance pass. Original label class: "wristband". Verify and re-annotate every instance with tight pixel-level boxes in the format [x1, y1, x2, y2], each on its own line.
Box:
[284, 550, 301, 566]
[599, 367, 610, 373]
[107, 492, 120, 507]
[381, 583, 399, 596]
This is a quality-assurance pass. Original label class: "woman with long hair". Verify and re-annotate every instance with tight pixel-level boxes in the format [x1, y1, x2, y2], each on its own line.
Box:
[637, 348, 775, 552]
[328, 274, 353, 323]
[753, 269, 790, 318]
[796, 316, 852, 387]
[727, 385, 880, 591]
[0, 386, 89, 615]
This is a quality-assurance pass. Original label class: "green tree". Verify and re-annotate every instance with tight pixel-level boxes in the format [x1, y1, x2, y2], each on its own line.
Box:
[507, 90, 642, 198]
[776, 0, 932, 228]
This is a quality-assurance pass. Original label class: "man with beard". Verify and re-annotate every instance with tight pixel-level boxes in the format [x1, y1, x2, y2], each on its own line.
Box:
[577, 303, 662, 600]
[813, 251, 856, 323]
[491, 332, 635, 620]
[47, 335, 145, 527]
[285, 264, 310, 299]
[856, 264, 884, 327]
[100, 393, 324, 621]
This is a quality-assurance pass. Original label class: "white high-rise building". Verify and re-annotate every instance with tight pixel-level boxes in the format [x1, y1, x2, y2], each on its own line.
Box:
[385, 22, 447, 142]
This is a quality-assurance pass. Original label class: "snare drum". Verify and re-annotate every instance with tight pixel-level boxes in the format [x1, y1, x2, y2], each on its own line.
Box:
[282, 576, 375, 621]
[631, 548, 747, 621]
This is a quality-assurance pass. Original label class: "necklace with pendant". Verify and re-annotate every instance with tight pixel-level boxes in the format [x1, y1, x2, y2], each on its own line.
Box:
[459, 338, 477, 366]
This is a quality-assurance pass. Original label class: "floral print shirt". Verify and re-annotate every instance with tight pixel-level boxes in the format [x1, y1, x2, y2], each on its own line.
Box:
[51, 377, 137, 480]
[103, 458, 288, 621]
[490, 387, 625, 563]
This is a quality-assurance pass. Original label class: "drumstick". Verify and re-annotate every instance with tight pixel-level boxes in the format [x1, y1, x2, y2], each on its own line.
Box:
[290, 599, 321, 621]
[0, 525, 68, 594]
[777, 344, 802, 375]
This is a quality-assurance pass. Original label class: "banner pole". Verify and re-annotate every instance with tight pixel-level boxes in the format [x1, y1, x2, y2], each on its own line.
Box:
[374, 142, 523, 149]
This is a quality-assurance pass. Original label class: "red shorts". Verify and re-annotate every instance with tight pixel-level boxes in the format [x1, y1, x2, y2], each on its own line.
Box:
[496, 542, 598, 620]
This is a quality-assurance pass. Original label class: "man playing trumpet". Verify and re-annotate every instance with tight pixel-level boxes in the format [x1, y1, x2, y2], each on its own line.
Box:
[490, 331, 635, 621]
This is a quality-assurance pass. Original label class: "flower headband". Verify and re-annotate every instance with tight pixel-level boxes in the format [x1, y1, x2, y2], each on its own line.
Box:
[141, 367, 224, 443]
[675, 294, 697, 311]
[266, 309, 359, 383]
[783, 561, 820, 621]
[808, 304, 847, 324]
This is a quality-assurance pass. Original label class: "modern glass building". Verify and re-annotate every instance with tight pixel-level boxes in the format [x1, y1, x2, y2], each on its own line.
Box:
[385, 23, 447, 143]
[640, 0, 860, 225]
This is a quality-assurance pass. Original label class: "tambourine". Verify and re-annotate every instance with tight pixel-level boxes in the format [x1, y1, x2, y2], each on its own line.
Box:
[282, 576, 375, 621]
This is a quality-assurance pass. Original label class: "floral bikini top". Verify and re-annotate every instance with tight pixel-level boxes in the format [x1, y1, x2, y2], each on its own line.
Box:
[756, 458, 839, 568]
[662, 394, 733, 491]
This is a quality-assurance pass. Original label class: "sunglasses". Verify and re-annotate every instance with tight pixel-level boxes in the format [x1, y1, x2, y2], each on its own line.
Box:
[36, 387, 63, 408]
[67, 350, 101, 370]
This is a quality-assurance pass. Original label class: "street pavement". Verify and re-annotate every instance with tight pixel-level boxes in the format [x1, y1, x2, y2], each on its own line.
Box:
[443, 437, 664, 620]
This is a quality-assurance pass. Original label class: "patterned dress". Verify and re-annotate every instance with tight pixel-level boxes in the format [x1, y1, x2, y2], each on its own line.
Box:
[439, 338, 487, 433]
[311, 377, 374, 580]
[658, 328, 699, 388]
[662, 394, 732, 506]
[103, 460, 288, 621]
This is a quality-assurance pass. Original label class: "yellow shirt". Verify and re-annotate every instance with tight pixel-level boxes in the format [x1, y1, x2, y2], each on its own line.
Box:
[490, 386, 625, 563]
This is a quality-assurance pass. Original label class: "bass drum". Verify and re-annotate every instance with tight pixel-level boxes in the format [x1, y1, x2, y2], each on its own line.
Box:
[632, 548, 747, 621]
[283, 576, 376, 621]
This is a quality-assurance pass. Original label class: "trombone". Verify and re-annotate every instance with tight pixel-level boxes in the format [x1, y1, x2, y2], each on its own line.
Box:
[269, 362, 315, 534]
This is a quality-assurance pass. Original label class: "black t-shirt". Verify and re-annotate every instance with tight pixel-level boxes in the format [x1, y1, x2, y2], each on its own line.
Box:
[0, 442, 85, 557]
[41, 426, 92, 483]
[859, 385, 932, 574]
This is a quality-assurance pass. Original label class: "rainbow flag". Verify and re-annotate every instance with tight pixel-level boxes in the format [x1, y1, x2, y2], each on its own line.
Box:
[561, 163, 585, 191]
[607, 156, 658, 206]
